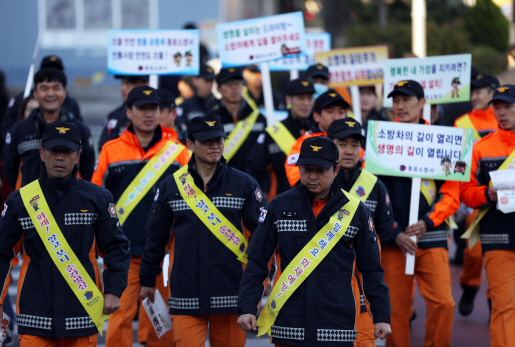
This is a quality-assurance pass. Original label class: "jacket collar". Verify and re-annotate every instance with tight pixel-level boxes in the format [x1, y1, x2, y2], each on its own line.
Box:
[336, 164, 361, 191]
[187, 154, 227, 190]
[283, 111, 310, 137]
[498, 127, 515, 144]
[39, 164, 78, 197]
[296, 179, 347, 221]
[122, 123, 163, 152]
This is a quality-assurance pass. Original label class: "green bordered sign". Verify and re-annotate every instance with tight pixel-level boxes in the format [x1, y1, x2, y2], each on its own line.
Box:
[365, 121, 474, 182]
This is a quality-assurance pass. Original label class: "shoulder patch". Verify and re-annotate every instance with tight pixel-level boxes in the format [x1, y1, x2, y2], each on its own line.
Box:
[287, 153, 299, 166]
[2, 203, 7, 219]
[368, 216, 374, 232]
[254, 187, 263, 203]
[5, 132, 11, 145]
[258, 209, 268, 223]
[8, 98, 14, 108]
[257, 133, 265, 144]
[154, 189, 160, 202]
[385, 193, 390, 206]
[108, 203, 117, 218]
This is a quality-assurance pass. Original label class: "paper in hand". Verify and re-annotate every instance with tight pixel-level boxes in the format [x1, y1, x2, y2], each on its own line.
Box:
[142, 290, 172, 338]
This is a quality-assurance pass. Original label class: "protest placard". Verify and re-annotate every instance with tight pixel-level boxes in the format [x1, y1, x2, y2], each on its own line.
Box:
[216, 12, 306, 67]
[268, 33, 330, 71]
[107, 29, 200, 75]
[315, 45, 388, 87]
[365, 120, 474, 181]
[383, 54, 472, 107]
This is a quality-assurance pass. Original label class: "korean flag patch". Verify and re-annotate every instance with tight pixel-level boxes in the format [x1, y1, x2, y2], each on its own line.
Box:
[258, 209, 268, 223]
[1, 203, 7, 219]
[154, 188, 160, 202]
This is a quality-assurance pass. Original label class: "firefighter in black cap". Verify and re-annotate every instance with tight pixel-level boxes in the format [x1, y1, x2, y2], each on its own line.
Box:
[139, 114, 265, 347]
[0, 121, 130, 347]
[238, 136, 391, 346]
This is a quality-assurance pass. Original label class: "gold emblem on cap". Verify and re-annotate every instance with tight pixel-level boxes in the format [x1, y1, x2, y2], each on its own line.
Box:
[143, 90, 152, 95]
[477, 74, 483, 79]
[205, 121, 216, 126]
[301, 81, 309, 87]
[396, 81, 409, 87]
[329, 93, 337, 97]
[316, 64, 323, 70]
[56, 127, 70, 134]
[50, 56, 57, 61]
[345, 121, 356, 127]
[311, 145, 322, 152]
[497, 87, 509, 93]
[207, 67, 213, 73]
[228, 68, 235, 72]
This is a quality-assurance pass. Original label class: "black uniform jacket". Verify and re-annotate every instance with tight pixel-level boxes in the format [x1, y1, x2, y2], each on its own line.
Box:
[3, 108, 95, 188]
[140, 156, 265, 315]
[238, 182, 390, 347]
[379, 175, 451, 249]
[210, 99, 267, 174]
[0, 167, 130, 339]
[336, 166, 394, 245]
[97, 103, 129, 150]
[176, 93, 218, 122]
[247, 111, 310, 196]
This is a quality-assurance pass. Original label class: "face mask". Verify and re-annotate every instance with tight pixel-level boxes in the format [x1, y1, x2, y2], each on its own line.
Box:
[313, 83, 329, 100]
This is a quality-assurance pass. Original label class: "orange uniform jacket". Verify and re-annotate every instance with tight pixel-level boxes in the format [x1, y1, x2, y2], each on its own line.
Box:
[454, 107, 498, 139]
[92, 124, 189, 256]
[460, 128, 515, 253]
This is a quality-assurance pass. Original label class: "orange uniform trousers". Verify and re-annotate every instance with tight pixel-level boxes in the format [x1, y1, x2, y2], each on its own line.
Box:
[381, 246, 455, 347]
[484, 250, 515, 347]
[105, 256, 174, 347]
[19, 334, 97, 347]
[171, 313, 245, 347]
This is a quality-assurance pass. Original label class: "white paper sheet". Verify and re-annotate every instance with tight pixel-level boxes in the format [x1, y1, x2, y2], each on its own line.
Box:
[142, 290, 172, 338]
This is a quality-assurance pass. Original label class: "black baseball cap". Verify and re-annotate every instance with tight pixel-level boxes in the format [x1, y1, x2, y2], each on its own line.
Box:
[187, 115, 228, 141]
[216, 67, 244, 85]
[41, 121, 81, 152]
[489, 85, 515, 104]
[296, 136, 339, 169]
[157, 88, 176, 109]
[314, 89, 350, 111]
[287, 78, 316, 95]
[199, 64, 215, 80]
[126, 86, 160, 107]
[244, 65, 259, 73]
[306, 63, 329, 79]
[387, 80, 425, 98]
[471, 74, 500, 90]
[40, 55, 64, 71]
[327, 118, 364, 141]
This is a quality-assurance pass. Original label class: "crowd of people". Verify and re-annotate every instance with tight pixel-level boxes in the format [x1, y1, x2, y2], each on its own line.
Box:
[0, 51, 512, 347]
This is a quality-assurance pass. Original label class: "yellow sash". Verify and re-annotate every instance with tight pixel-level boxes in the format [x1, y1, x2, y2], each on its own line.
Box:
[223, 110, 260, 163]
[462, 149, 515, 247]
[116, 140, 185, 225]
[20, 181, 109, 334]
[173, 165, 248, 263]
[419, 179, 437, 206]
[455, 114, 481, 142]
[265, 122, 296, 155]
[349, 169, 377, 202]
[256, 190, 361, 337]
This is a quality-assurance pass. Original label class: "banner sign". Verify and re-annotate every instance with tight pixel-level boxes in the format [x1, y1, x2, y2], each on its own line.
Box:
[383, 53, 472, 107]
[268, 33, 331, 71]
[216, 12, 306, 67]
[108, 29, 200, 75]
[315, 45, 388, 87]
[365, 121, 474, 181]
